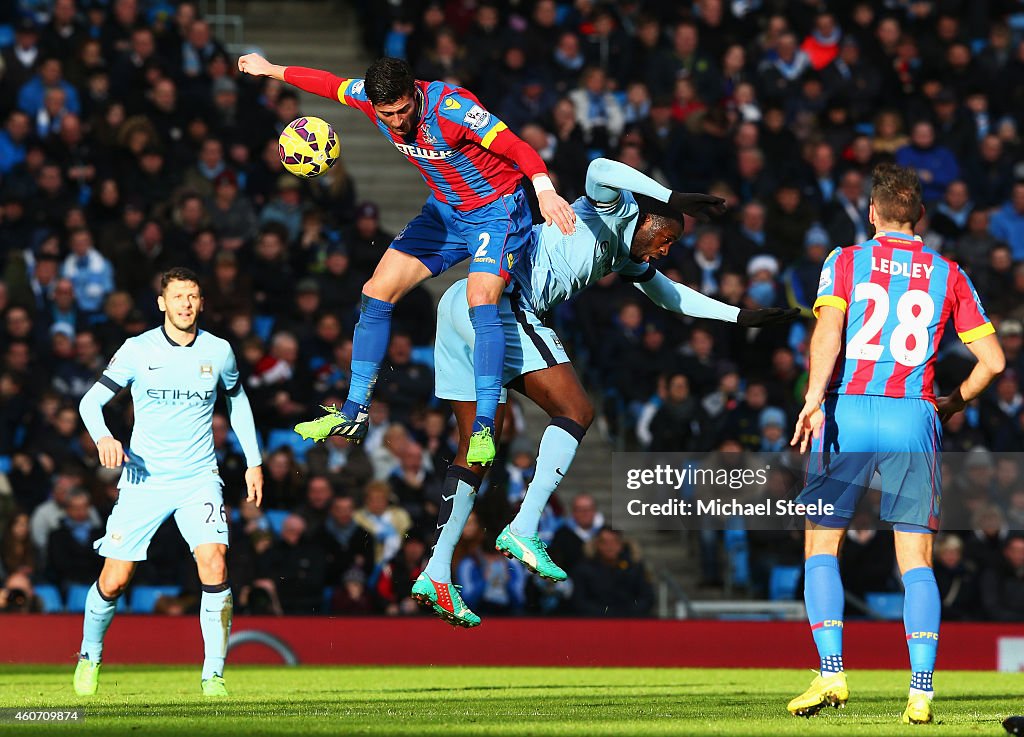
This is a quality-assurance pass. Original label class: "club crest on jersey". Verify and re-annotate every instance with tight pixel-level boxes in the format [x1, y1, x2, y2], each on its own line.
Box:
[419, 124, 437, 144]
[394, 142, 454, 159]
[463, 104, 490, 130]
[351, 80, 365, 95]
[199, 362, 214, 379]
[443, 97, 461, 110]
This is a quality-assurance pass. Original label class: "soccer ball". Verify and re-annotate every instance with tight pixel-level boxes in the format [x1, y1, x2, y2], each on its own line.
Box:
[278, 116, 340, 178]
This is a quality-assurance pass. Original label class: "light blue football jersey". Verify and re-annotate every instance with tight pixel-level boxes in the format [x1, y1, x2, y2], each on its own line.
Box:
[98, 327, 239, 485]
[513, 191, 651, 313]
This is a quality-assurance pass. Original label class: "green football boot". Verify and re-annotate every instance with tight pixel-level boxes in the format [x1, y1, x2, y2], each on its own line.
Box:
[73, 657, 101, 696]
[466, 426, 496, 466]
[495, 524, 567, 582]
[201, 675, 229, 697]
[410, 572, 481, 628]
[294, 405, 368, 443]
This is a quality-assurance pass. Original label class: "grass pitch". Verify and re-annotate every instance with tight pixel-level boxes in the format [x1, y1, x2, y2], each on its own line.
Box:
[0, 665, 1018, 735]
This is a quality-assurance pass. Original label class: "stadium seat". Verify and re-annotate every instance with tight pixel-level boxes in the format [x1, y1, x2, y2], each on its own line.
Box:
[0, 25, 13, 49]
[264, 509, 290, 537]
[34, 584, 63, 613]
[411, 345, 434, 370]
[321, 586, 334, 615]
[129, 586, 182, 614]
[65, 584, 127, 613]
[252, 315, 276, 342]
[865, 592, 905, 620]
[0, 455, 10, 474]
[265, 428, 310, 463]
[768, 565, 803, 601]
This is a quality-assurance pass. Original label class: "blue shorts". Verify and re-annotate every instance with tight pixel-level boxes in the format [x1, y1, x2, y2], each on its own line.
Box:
[796, 394, 942, 531]
[389, 187, 532, 282]
[95, 475, 229, 561]
[434, 279, 569, 402]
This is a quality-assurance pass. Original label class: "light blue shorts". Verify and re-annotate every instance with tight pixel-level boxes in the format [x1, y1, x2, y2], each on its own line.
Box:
[434, 279, 569, 402]
[95, 474, 229, 561]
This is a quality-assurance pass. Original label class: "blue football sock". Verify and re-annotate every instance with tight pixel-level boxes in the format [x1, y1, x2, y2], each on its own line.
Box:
[804, 554, 844, 673]
[511, 418, 586, 537]
[424, 467, 481, 584]
[200, 583, 233, 680]
[80, 581, 118, 663]
[903, 566, 940, 694]
[342, 294, 393, 419]
[468, 304, 503, 434]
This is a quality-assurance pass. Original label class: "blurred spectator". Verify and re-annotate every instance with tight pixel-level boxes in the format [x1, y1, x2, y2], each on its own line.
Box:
[895, 121, 960, 205]
[256, 514, 327, 614]
[549, 493, 604, 576]
[46, 489, 102, 586]
[572, 528, 653, 617]
[319, 495, 375, 579]
[376, 332, 433, 423]
[355, 480, 412, 564]
[1, 511, 38, 579]
[374, 532, 427, 616]
[980, 536, 1024, 621]
[455, 512, 526, 615]
[989, 181, 1024, 261]
[934, 533, 981, 620]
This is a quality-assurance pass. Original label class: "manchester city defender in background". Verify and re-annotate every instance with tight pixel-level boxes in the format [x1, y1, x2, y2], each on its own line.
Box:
[75, 268, 264, 698]
[411, 158, 799, 626]
[238, 53, 576, 467]
[788, 164, 1004, 724]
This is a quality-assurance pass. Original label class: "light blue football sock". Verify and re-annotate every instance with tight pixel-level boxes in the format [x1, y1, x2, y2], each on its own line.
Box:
[511, 418, 586, 537]
[903, 566, 940, 694]
[80, 581, 118, 663]
[342, 294, 393, 419]
[200, 582, 233, 680]
[424, 467, 480, 584]
[804, 554, 844, 673]
[469, 304, 503, 434]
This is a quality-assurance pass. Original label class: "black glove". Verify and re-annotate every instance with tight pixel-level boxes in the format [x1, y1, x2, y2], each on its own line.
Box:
[737, 307, 801, 327]
[668, 192, 727, 222]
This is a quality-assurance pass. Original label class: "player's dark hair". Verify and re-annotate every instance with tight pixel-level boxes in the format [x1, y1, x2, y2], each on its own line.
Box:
[635, 193, 684, 231]
[364, 57, 416, 105]
[160, 267, 201, 294]
[870, 162, 922, 226]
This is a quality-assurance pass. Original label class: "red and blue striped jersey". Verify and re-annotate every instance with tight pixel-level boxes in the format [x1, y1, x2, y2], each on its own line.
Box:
[280, 65, 547, 211]
[813, 231, 994, 402]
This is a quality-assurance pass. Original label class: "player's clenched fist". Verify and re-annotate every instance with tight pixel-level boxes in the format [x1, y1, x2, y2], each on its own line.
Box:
[96, 436, 126, 468]
[238, 52, 271, 76]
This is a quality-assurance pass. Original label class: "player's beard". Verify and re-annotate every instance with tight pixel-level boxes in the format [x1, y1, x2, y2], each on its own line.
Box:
[167, 313, 198, 334]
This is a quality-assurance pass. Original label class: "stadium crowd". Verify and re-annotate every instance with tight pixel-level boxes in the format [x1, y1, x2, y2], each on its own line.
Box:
[0, 0, 1022, 619]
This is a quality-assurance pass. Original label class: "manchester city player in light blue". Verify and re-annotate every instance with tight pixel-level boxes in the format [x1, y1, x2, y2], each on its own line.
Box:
[411, 158, 799, 626]
[75, 267, 263, 697]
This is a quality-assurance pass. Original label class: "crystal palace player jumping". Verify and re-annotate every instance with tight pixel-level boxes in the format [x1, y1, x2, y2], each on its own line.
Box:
[788, 164, 1005, 724]
[238, 54, 576, 466]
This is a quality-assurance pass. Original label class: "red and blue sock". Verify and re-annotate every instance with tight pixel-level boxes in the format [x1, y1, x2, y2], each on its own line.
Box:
[903, 566, 940, 695]
[468, 304, 503, 435]
[342, 294, 393, 420]
[805, 554, 845, 674]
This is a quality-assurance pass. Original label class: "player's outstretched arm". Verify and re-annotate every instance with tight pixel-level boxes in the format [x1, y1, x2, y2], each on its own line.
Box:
[791, 306, 844, 452]
[239, 53, 350, 103]
[79, 382, 126, 468]
[225, 385, 264, 506]
[635, 270, 800, 326]
[585, 158, 726, 222]
[936, 333, 1005, 422]
[237, 53, 286, 81]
